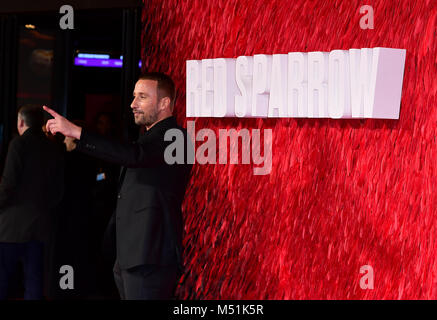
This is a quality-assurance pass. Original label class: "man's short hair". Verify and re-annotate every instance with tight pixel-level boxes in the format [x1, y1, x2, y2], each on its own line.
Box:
[138, 72, 176, 107]
[18, 104, 44, 128]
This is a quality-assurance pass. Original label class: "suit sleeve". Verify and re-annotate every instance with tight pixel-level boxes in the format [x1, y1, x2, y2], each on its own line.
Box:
[0, 138, 24, 210]
[75, 129, 168, 168]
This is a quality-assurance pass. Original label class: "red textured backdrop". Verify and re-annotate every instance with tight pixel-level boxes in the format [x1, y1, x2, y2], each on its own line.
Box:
[140, 0, 436, 299]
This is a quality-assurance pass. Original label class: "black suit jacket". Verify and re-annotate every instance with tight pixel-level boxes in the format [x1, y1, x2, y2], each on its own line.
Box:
[76, 116, 192, 270]
[0, 127, 64, 243]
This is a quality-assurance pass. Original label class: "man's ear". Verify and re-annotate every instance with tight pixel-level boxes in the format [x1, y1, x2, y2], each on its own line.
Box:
[159, 97, 171, 111]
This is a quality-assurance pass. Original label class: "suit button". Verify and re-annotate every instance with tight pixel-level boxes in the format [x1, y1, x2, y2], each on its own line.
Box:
[117, 194, 121, 199]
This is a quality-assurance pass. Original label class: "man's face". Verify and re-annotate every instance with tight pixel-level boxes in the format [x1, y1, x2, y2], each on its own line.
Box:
[131, 79, 160, 126]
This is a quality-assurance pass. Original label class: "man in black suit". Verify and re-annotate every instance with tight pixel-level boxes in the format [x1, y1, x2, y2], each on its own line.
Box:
[44, 72, 192, 300]
[0, 105, 64, 300]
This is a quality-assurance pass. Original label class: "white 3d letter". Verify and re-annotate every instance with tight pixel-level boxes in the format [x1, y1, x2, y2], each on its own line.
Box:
[308, 52, 329, 118]
[328, 50, 351, 118]
[186, 60, 201, 117]
[252, 54, 272, 117]
[201, 59, 214, 117]
[288, 52, 308, 117]
[213, 58, 236, 117]
[268, 54, 288, 117]
[235, 56, 253, 117]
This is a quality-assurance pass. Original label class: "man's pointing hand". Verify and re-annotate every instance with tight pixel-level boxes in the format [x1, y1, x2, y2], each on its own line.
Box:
[43, 106, 82, 140]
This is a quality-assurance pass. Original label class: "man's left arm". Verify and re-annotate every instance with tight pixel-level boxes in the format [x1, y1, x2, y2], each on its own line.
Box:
[75, 128, 166, 168]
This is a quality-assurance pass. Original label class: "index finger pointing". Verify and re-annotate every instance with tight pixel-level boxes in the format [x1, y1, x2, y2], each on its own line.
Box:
[43, 105, 60, 118]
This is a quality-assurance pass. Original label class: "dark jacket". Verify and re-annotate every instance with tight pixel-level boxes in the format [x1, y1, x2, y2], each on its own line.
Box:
[76, 116, 192, 270]
[0, 127, 64, 243]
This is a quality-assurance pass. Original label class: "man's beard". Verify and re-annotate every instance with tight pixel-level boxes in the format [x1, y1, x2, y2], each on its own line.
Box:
[144, 112, 158, 126]
[135, 109, 159, 126]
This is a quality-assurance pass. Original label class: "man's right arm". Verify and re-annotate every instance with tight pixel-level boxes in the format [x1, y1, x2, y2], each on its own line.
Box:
[43, 105, 167, 168]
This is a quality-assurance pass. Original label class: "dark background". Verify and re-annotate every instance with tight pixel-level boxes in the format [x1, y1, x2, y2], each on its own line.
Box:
[0, 0, 142, 170]
[0, 0, 143, 299]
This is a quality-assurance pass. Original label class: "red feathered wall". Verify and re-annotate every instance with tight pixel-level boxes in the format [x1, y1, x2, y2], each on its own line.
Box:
[140, 0, 436, 299]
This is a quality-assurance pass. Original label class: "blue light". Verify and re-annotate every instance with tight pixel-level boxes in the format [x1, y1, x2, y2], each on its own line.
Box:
[77, 53, 110, 59]
[74, 58, 142, 69]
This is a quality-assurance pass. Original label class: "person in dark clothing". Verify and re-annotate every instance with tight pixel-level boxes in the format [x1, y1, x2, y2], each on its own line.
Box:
[0, 104, 64, 300]
[43, 72, 192, 300]
[89, 113, 120, 299]
[47, 122, 96, 299]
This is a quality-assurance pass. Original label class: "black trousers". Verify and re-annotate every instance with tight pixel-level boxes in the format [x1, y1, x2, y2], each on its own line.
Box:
[113, 261, 179, 300]
[0, 241, 44, 300]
